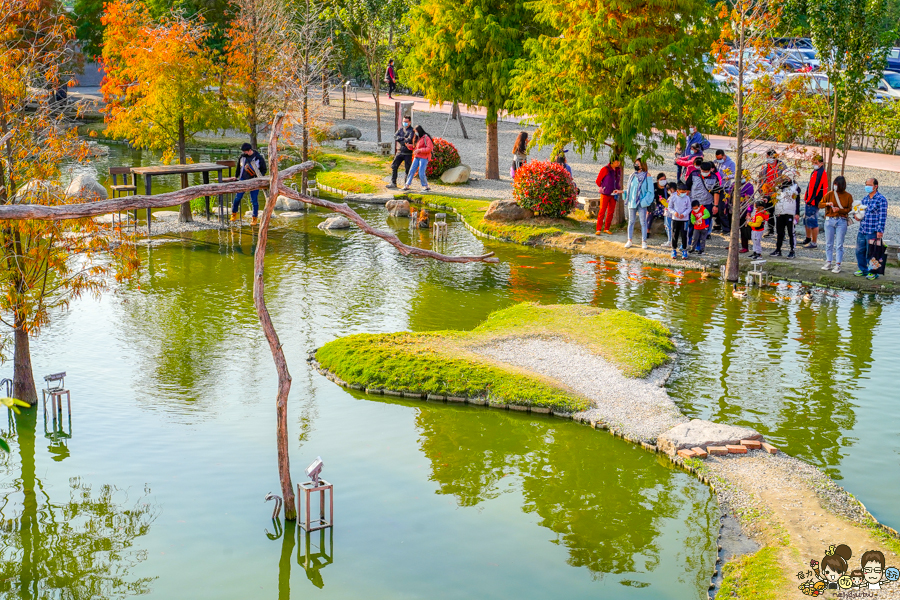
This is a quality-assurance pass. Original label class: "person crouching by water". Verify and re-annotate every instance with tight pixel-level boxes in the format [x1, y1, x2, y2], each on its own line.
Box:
[402, 125, 433, 192]
[231, 142, 267, 225]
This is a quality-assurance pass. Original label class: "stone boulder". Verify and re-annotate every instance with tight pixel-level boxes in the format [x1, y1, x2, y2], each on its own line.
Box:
[583, 197, 600, 219]
[327, 124, 362, 140]
[275, 195, 303, 211]
[440, 165, 471, 185]
[483, 199, 533, 222]
[66, 174, 108, 201]
[343, 193, 393, 205]
[278, 211, 305, 219]
[318, 215, 351, 230]
[385, 199, 410, 217]
[656, 419, 764, 456]
[13, 180, 63, 204]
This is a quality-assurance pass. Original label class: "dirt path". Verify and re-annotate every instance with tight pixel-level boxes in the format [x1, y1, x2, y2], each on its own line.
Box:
[707, 453, 900, 598]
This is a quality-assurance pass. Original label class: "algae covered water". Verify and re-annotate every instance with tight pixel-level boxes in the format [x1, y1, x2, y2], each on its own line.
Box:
[2, 143, 894, 598]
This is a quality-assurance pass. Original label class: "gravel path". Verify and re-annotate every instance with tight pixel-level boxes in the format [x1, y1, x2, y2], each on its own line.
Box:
[471, 337, 686, 442]
[706, 453, 900, 599]
[320, 99, 900, 243]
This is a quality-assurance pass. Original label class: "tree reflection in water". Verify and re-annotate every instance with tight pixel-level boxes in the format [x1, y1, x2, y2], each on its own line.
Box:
[0, 409, 157, 599]
[414, 403, 714, 586]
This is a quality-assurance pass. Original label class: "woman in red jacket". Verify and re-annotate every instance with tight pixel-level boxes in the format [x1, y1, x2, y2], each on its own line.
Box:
[402, 125, 433, 192]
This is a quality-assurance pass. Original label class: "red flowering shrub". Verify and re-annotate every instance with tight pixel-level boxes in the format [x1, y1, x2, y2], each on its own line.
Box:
[425, 138, 461, 178]
[512, 161, 577, 217]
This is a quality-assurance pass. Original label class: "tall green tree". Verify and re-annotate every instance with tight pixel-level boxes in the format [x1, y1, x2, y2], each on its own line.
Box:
[405, 0, 534, 179]
[804, 0, 893, 179]
[511, 0, 716, 164]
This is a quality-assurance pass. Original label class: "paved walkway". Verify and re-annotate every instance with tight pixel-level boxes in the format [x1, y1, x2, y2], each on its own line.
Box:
[363, 92, 900, 173]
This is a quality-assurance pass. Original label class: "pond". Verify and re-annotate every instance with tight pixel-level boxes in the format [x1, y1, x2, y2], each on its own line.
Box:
[2, 143, 896, 598]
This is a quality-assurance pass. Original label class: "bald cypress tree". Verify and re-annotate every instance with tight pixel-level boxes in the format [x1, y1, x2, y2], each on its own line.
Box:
[405, 0, 534, 180]
[511, 0, 716, 161]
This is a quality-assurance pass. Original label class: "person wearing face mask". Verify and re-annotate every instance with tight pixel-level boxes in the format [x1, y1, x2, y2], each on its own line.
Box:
[595, 156, 623, 234]
[713, 150, 736, 233]
[855, 177, 888, 280]
[758, 149, 785, 236]
[669, 182, 692, 259]
[688, 161, 722, 249]
[387, 116, 415, 189]
[675, 142, 704, 183]
[802, 155, 827, 248]
[770, 169, 801, 258]
[819, 175, 853, 273]
[649, 173, 669, 243]
[624, 159, 654, 249]
[676, 125, 710, 181]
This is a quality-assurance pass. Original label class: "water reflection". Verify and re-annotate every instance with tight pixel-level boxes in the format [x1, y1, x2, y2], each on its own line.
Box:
[272, 521, 334, 597]
[0, 409, 156, 599]
[413, 403, 715, 589]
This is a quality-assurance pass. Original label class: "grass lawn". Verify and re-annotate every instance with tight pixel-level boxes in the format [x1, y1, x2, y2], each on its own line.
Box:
[315, 303, 673, 413]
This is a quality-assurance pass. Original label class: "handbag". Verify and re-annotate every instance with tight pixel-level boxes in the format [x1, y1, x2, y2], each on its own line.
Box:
[868, 239, 887, 275]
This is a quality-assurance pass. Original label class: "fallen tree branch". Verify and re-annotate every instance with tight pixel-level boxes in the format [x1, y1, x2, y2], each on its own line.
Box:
[276, 186, 500, 264]
[0, 161, 317, 220]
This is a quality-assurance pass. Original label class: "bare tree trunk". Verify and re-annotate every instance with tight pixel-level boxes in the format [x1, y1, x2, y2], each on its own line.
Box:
[726, 20, 747, 283]
[13, 314, 37, 405]
[277, 521, 296, 599]
[178, 117, 193, 223]
[453, 100, 469, 140]
[250, 112, 259, 150]
[322, 70, 330, 106]
[258, 115, 296, 520]
[826, 89, 839, 183]
[302, 83, 309, 194]
[840, 122, 852, 176]
[374, 79, 382, 143]
[342, 82, 346, 120]
[485, 106, 499, 180]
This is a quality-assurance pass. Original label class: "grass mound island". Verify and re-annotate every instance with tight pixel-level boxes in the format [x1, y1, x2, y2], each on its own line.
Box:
[315, 303, 673, 413]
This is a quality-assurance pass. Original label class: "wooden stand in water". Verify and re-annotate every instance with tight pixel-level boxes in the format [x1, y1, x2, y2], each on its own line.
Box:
[298, 480, 333, 532]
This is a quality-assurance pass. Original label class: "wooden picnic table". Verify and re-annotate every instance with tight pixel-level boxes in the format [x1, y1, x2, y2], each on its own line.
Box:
[131, 163, 229, 235]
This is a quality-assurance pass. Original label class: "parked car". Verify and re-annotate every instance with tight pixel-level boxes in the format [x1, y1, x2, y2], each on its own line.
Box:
[778, 49, 820, 71]
[874, 70, 900, 99]
[773, 37, 814, 50]
[886, 48, 900, 72]
[782, 72, 833, 95]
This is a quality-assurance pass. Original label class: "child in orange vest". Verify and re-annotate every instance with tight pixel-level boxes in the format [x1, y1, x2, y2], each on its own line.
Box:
[748, 200, 770, 259]
[689, 200, 711, 254]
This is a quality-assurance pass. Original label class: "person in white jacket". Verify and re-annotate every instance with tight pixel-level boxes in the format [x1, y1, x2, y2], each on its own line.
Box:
[668, 182, 692, 260]
[771, 169, 802, 258]
[624, 159, 655, 249]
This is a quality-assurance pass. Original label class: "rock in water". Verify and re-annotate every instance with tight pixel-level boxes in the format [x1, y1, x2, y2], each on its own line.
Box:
[656, 419, 764, 456]
[318, 215, 351, 230]
[483, 200, 533, 222]
[440, 165, 471, 184]
[275, 195, 303, 211]
[66, 174, 108, 201]
[327, 124, 362, 140]
[583, 197, 600, 219]
[385, 199, 411, 217]
[13, 180, 64, 204]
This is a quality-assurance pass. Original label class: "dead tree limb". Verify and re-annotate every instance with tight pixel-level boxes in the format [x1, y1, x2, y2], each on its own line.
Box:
[276, 187, 498, 264]
[0, 162, 316, 221]
[256, 114, 298, 521]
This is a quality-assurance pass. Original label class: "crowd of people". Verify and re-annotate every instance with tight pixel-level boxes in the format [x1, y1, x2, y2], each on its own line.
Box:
[594, 128, 890, 280]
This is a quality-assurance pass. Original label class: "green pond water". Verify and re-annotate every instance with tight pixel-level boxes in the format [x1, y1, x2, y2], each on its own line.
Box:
[1, 144, 896, 598]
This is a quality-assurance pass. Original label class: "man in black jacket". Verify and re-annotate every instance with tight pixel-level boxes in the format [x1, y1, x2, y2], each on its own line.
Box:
[387, 116, 414, 189]
[231, 142, 268, 225]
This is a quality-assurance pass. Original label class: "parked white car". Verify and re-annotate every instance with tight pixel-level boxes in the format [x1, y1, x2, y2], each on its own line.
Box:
[875, 71, 900, 99]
